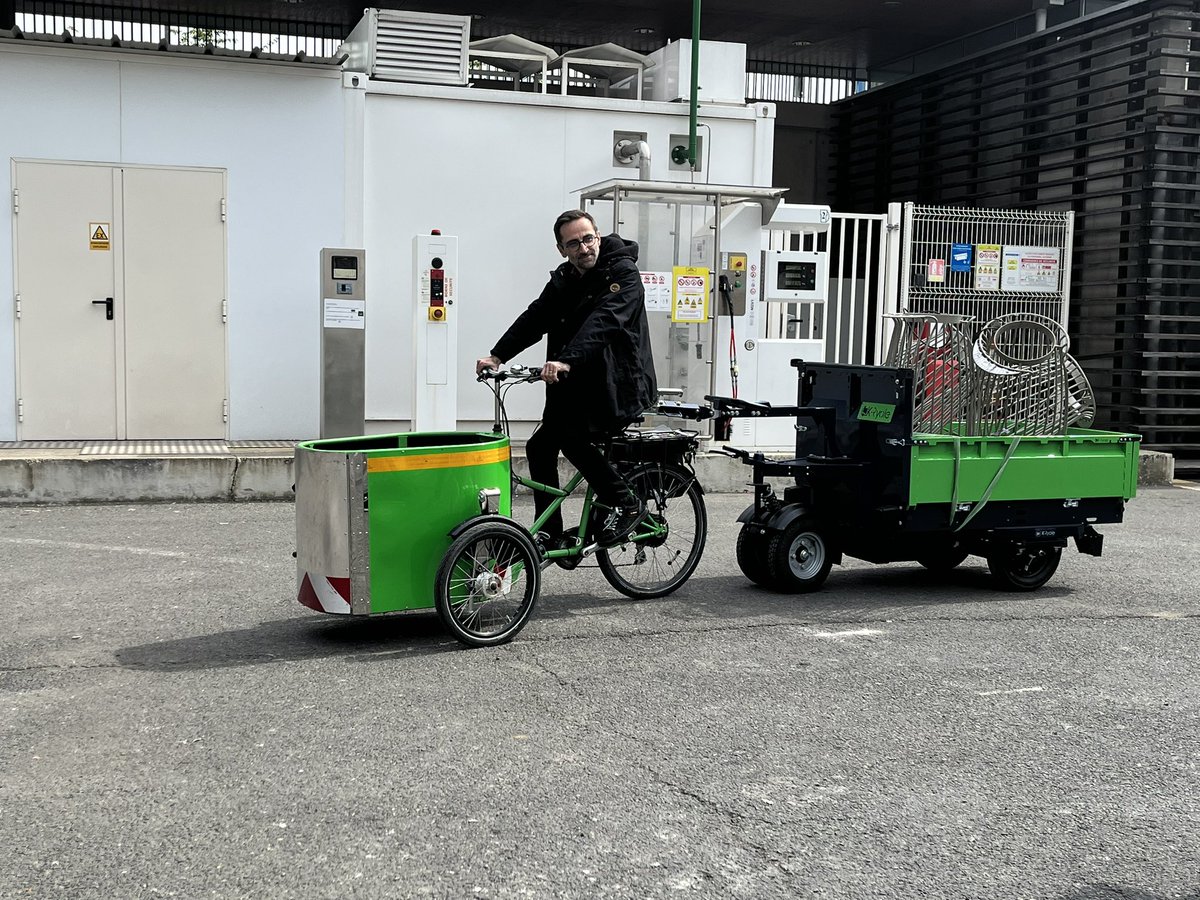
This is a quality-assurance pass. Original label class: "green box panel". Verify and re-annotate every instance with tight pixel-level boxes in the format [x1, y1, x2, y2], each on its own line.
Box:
[300, 431, 511, 613]
[910, 428, 1140, 506]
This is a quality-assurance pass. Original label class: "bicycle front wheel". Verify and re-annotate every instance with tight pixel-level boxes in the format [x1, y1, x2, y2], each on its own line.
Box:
[598, 463, 707, 600]
[435, 520, 540, 647]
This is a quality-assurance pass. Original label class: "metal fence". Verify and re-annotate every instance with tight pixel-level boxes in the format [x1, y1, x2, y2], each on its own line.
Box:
[14, 6, 343, 57]
[765, 209, 898, 365]
[897, 203, 1074, 330]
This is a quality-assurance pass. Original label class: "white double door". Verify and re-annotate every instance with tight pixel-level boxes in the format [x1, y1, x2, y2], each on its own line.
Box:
[14, 161, 227, 440]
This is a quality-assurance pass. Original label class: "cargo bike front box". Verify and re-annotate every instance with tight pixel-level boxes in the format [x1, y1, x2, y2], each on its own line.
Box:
[294, 431, 511, 615]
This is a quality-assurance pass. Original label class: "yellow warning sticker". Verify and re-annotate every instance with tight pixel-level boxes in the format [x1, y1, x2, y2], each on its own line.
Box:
[89, 222, 111, 251]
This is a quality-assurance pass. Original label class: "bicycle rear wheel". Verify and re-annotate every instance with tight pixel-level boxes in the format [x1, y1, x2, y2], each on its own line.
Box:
[435, 520, 540, 646]
[598, 463, 707, 599]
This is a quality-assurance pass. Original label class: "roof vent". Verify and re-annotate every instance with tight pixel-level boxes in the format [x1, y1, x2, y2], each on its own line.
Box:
[341, 9, 471, 85]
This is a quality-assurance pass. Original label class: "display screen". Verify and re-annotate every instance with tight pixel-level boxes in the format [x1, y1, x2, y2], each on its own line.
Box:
[777, 260, 817, 292]
[331, 255, 359, 280]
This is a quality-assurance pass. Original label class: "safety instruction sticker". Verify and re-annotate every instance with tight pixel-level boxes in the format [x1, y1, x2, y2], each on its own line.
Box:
[641, 271, 671, 311]
[671, 266, 709, 323]
[323, 298, 365, 329]
[975, 244, 1001, 290]
[1001, 246, 1060, 293]
[89, 222, 111, 251]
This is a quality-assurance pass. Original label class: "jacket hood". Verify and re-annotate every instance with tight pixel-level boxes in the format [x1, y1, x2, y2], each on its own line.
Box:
[597, 233, 639, 265]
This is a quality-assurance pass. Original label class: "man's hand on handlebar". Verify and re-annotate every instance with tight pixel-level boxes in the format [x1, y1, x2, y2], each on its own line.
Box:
[540, 361, 570, 384]
[476, 355, 502, 378]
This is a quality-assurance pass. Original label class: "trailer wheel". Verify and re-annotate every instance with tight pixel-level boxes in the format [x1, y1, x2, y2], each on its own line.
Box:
[435, 520, 540, 647]
[986, 544, 1062, 591]
[916, 541, 970, 572]
[736, 525, 774, 588]
[766, 520, 833, 593]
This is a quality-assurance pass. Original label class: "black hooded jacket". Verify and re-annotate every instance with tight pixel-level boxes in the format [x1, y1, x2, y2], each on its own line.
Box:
[491, 234, 658, 428]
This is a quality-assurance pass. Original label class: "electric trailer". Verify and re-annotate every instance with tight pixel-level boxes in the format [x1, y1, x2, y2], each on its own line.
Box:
[713, 360, 1140, 593]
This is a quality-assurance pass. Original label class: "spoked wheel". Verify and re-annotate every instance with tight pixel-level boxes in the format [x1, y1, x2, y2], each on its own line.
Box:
[766, 519, 833, 593]
[986, 543, 1062, 591]
[736, 524, 775, 588]
[598, 463, 707, 600]
[916, 540, 970, 572]
[435, 520, 541, 647]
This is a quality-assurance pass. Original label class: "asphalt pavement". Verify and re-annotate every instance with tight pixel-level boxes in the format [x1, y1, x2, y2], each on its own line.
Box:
[2, 485, 1198, 899]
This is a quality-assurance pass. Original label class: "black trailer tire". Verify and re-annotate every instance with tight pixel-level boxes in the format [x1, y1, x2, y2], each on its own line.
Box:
[435, 520, 540, 647]
[736, 525, 775, 588]
[986, 544, 1063, 591]
[916, 541, 970, 572]
[766, 520, 833, 593]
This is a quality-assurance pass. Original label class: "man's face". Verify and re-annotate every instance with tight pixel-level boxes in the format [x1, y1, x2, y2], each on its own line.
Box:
[558, 218, 600, 274]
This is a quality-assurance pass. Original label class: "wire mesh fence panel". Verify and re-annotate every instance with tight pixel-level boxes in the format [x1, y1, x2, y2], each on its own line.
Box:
[889, 204, 1084, 436]
[899, 203, 1073, 329]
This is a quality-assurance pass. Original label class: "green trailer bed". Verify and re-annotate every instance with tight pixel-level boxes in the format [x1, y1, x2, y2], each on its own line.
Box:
[909, 428, 1139, 506]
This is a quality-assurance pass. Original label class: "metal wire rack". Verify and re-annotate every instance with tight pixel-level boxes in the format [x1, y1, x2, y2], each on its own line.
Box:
[887, 312, 1096, 437]
[884, 312, 975, 435]
[970, 314, 1070, 436]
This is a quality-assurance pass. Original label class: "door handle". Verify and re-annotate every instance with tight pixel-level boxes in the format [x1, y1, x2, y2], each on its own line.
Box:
[91, 297, 114, 320]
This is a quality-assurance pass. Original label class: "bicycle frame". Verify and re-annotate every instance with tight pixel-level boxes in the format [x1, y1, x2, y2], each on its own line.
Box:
[483, 368, 668, 562]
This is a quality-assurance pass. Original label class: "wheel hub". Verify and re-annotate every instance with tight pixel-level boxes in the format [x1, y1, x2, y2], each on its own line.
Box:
[471, 570, 505, 598]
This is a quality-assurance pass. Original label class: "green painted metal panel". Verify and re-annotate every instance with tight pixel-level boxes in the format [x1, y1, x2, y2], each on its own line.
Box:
[299, 431, 511, 613]
[909, 428, 1140, 505]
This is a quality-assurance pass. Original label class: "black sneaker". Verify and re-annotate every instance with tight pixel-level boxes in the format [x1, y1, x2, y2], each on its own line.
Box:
[598, 499, 647, 546]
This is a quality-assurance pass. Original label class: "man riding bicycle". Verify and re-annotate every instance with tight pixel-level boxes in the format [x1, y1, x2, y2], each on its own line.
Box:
[476, 209, 657, 548]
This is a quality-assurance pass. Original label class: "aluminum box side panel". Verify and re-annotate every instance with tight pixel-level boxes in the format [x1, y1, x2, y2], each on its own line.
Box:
[295, 446, 371, 614]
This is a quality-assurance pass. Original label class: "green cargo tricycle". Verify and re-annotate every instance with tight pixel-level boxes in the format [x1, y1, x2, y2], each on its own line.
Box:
[294, 366, 711, 647]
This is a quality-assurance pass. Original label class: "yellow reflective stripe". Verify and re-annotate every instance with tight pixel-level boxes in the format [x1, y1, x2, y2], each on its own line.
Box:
[366, 445, 510, 473]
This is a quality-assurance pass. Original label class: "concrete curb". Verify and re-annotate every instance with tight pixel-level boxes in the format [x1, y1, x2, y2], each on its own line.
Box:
[0, 449, 1177, 504]
[1138, 450, 1174, 486]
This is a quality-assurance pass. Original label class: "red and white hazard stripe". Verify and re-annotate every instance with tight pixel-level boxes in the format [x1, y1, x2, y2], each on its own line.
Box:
[297, 572, 352, 614]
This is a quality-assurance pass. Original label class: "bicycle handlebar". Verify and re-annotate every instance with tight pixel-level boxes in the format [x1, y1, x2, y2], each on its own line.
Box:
[478, 365, 572, 383]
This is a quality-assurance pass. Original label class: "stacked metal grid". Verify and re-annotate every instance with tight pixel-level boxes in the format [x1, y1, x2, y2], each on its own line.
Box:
[832, 0, 1200, 464]
[886, 312, 1083, 437]
[884, 313, 975, 434]
[970, 314, 1070, 436]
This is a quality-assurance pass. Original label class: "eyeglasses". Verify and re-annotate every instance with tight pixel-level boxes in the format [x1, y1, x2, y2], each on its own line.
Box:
[561, 233, 599, 252]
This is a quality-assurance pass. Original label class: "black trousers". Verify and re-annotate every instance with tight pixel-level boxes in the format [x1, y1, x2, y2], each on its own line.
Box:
[525, 407, 631, 538]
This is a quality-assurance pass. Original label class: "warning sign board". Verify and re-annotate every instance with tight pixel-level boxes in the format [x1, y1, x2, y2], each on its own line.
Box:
[671, 266, 709, 323]
[89, 223, 111, 251]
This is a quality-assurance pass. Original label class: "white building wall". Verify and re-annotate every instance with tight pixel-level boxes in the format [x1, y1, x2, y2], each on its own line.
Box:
[358, 80, 774, 431]
[0, 42, 344, 440]
[1, 43, 774, 440]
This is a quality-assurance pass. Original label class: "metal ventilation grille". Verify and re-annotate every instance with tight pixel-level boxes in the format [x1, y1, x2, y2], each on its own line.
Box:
[373, 10, 470, 85]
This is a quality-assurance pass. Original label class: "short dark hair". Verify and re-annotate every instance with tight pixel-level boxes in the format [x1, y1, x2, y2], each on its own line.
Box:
[553, 209, 599, 245]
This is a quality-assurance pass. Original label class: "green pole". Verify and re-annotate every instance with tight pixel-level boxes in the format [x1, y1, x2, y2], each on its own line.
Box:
[689, 0, 701, 168]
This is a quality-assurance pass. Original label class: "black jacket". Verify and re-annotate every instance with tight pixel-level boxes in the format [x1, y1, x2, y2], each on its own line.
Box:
[492, 234, 658, 428]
